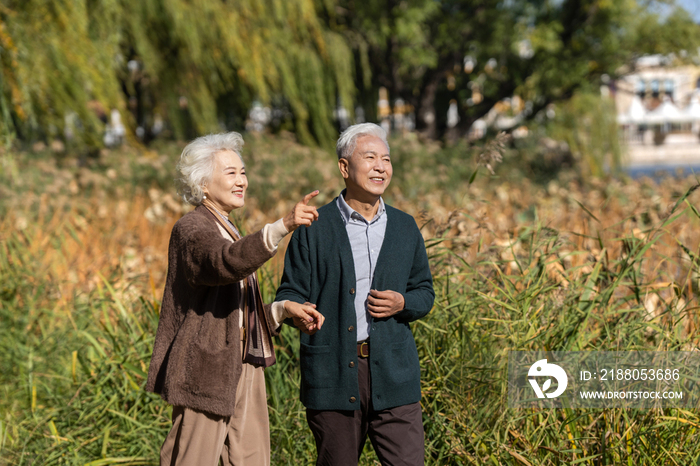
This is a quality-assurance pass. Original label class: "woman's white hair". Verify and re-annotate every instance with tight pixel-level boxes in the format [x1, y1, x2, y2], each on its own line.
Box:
[176, 132, 244, 206]
[336, 123, 389, 160]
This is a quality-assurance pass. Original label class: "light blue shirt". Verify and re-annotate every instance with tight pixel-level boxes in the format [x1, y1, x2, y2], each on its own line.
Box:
[336, 191, 387, 342]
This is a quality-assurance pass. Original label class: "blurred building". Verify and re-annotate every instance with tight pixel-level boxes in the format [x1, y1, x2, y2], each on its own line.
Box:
[614, 55, 700, 165]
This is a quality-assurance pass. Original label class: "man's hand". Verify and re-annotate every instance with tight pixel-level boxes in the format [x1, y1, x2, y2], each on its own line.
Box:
[283, 191, 320, 232]
[367, 289, 405, 318]
[285, 301, 324, 335]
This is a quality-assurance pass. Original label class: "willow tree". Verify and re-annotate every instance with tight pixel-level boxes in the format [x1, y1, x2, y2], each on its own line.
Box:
[0, 0, 355, 148]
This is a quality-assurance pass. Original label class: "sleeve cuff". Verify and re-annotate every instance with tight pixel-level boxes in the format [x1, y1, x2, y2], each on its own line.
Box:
[270, 300, 289, 329]
[262, 218, 289, 252]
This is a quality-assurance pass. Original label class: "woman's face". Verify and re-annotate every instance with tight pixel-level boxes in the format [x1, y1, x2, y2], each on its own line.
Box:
[203, 149, 247, 213]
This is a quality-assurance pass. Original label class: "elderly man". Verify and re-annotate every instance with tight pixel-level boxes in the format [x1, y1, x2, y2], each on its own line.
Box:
[274, 123, 435, 465]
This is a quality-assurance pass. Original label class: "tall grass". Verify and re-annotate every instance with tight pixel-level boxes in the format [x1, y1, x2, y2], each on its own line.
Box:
[2, 139, 700, 464]
[416, 189, 700, 464]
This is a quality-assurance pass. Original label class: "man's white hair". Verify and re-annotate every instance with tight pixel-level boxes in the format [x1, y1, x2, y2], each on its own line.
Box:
[176, 132, 244, 206]
[336, 123, 389, 160]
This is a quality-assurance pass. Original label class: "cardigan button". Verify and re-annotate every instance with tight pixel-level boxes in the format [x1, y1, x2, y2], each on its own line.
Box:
[348, 325, 354, 332]
[350, 396, 357, 403]
[350, 288, 355, 294]
[349, 361, 355, 368]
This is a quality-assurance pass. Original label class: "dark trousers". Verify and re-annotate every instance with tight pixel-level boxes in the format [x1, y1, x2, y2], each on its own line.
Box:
[306, 357, 425, 466]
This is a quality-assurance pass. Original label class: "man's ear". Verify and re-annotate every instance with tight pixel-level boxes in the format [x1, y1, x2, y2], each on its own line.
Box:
[338, 157, 349, 179]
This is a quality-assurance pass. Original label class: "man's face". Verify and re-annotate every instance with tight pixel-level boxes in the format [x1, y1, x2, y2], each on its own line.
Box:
[339, 135, 392, 200]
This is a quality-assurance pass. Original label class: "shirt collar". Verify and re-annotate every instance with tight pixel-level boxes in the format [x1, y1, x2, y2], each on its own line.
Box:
[337, 189, 386, 225]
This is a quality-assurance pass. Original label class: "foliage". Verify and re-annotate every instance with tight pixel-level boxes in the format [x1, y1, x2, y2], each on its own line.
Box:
[0, 0, 355, 148]
[546, 91, 624, 178]
[331, 0, 700, 138]
[2, 0, 699, 152]
[626, 2, 700, 56]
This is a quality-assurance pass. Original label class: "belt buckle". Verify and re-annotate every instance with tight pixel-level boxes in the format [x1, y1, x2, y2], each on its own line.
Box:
[358, 341, 369, 358]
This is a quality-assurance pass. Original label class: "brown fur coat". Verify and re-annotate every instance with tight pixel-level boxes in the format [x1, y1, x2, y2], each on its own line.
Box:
[146, 205, 278, 416]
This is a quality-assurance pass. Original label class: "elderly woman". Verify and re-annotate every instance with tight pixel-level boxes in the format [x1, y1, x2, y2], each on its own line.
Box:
[146, 132, 324, 466]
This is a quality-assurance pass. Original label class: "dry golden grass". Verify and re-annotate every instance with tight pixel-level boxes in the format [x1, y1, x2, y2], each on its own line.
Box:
[4, 143, 700, 335]
[4, 139, 700, 464]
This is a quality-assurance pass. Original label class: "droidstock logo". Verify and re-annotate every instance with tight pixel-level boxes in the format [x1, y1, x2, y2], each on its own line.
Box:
[528, 359, 568, 399]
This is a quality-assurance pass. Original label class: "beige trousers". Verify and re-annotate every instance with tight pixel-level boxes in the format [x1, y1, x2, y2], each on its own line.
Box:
[160, 361, 270, 466]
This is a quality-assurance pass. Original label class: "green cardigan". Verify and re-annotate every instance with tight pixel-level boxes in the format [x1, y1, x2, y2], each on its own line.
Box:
[275, 198, 434, 411]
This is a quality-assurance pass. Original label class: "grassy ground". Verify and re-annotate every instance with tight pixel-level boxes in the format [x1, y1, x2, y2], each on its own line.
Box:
[2, 134, 700, 464]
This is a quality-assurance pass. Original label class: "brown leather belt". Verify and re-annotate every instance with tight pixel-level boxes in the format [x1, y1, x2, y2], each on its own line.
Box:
[357, 340, 369, 358]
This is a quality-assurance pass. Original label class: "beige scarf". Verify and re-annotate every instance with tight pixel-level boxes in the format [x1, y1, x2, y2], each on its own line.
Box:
[202, 199, 276, 368]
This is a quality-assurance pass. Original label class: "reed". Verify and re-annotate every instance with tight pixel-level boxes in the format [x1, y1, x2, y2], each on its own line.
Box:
[2, 139, 700, 464]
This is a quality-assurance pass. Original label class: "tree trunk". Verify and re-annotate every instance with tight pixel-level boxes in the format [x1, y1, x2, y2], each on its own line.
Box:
[416, 74, 439, 139]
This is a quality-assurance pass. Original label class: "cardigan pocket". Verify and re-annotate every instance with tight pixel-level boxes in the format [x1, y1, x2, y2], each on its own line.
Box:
[180, 311, 238, 398]
[300, 343, 339, 388]
[182, 342, 236, 397]
[387, 336, 419, 384]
